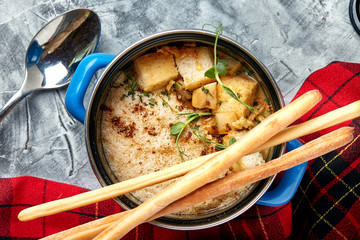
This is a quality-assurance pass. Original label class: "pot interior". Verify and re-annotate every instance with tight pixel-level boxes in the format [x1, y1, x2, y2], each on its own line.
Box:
[86, 30, 285, 230]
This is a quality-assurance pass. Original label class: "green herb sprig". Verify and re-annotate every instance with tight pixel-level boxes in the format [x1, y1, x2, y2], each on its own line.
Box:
[203, 22, 255, 113]
[215, 137, 237, 150]
[170, 112, 212, 161]
[161, 97, 177, 113]
[190, 125, 237, 151]
[201, 85, 213, 96]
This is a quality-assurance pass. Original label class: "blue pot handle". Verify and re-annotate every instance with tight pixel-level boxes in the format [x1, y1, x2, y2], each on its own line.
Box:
[257, 139, 306, 206]
[65, 53, 116, 123]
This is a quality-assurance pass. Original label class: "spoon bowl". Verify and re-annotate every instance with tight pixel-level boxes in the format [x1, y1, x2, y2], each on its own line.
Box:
[0, 8, 101, 121]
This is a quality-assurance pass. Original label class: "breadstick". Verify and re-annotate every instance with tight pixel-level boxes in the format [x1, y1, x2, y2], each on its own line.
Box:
[42, 126, 353, 240]
[153, 126, 354, 217]
[19, 99, 359, 222]
[256, 100, 360, 151]
[41, 212, 127, 240]
[18, 154, 207, 221]
[94, 90, 322, 240]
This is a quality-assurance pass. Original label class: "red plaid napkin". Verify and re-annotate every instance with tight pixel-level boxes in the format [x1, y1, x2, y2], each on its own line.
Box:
[1, 62, 359, 239]
[291, 62, 360, 240]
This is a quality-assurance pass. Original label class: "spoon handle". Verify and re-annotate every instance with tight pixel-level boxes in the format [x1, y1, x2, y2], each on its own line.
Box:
[0, 85, 30, 122]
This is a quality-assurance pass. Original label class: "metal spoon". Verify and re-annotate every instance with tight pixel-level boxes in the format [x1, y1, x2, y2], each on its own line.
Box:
[0, 8, 101, 122]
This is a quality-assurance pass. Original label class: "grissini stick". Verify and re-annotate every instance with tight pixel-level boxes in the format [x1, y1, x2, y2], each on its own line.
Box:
[18, 152, 207, 221]
[42, 125, 354, 240]
[95, 90, 322, 240]
[154, 126, 354, 218]
[42, 212, 127, 240]
[256, 100, 360, 152]
[18, 99, 360, 222]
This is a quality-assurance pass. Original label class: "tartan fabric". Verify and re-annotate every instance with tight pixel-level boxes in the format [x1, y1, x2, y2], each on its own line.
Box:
[0, 176, 291, 239]
[291, 62, 360, 240]
[0, 61, 359, 239]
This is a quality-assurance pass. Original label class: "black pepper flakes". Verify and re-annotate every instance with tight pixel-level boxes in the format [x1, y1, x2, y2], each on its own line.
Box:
[111, 116, 136, 138]
[132, 103, 145, 113]
[147, 127, 157, 136]
[201, 149, 207, 156]
[225, 123, 232, 132]
[184, 131, 192, 141]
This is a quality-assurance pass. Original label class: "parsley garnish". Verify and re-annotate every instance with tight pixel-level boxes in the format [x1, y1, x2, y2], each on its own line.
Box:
[201, 85, 213, 97]
[161, 97, 177, 113]
[149, 98, 157, 105]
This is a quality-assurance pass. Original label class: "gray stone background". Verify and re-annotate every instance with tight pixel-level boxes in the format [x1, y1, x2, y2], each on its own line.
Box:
[0, 0, 359, 190]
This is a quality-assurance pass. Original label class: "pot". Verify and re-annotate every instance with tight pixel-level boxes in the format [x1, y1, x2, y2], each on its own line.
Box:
[65, 29, 306, 230]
